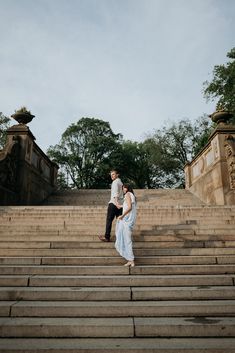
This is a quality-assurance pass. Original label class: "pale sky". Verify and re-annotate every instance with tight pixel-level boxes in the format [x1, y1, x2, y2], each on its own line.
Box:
[0, 0, 234, 152]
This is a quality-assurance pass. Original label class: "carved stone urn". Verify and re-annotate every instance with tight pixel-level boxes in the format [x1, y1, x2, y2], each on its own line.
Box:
[11, 108, 35, 125]
[209, 110, 233, 125]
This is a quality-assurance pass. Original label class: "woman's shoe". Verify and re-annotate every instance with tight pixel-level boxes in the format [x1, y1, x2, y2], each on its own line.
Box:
[124, 262, 131, 266]
[124, 261, 135, 267]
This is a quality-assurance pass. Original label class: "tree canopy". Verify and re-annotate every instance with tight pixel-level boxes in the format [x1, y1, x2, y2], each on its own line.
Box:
[203, 47, 235, 118]
[0, 113, 10, 149]
[143, 115, 213, 188]
[47, 117, 123, 189]
[48, 115, 212, 190]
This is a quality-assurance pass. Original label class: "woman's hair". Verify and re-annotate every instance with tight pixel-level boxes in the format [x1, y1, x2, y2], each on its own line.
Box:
[123, 183, 134, 194]
[123, 183, 136, 202]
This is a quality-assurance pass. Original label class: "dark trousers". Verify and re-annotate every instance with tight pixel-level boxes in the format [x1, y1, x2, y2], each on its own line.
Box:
[105, 203, 122, 240]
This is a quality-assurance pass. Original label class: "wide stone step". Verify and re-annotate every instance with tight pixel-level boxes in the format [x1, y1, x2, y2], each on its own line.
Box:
[0, 207, 233, 213]
[1, 240, 235, 249]
[0, 241, 206, 249]
[6, 300, 235, 318]
[1, 247, 235, 257]
[132, 286, 235, 300]
[1, 216, 232, 222]
[0, 287, 131, 301]
[0, 337, 235, 352]
[134, 317, 235, 337]
[0, 265, 128, 276]
[1, 233, 235, 242]
[0, 316, 234, 337]
[2, 254, 235, 267]
[2, 229, 235, 237]
[1, 264, 235, 276]
[0, 286, 234, 301]
[39, 255, 235, 265]
[0, 317, 134, 337]
[0, 274, 231, 287]
[1, 220, 235, 227]
[28, 274, 235, 287]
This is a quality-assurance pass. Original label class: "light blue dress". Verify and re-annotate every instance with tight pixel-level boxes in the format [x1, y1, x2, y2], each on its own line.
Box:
[115, 192, 136, 261]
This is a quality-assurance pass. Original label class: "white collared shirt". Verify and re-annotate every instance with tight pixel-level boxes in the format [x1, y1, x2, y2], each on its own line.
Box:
[109, 178, 123, 205]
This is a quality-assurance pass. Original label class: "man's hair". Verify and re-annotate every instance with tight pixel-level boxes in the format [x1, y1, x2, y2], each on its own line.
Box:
[110, 169, 119, 175]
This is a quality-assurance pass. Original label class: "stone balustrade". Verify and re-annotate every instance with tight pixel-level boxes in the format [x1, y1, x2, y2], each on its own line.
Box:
[185, 123, 235, 205]
[0, 124, 58, 205]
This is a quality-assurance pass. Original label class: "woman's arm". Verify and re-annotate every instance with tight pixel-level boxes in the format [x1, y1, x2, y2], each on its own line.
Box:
[118, 192, 132, 220]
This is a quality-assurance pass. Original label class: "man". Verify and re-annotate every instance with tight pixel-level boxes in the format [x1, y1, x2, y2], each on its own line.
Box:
[98, 170, 123, 242]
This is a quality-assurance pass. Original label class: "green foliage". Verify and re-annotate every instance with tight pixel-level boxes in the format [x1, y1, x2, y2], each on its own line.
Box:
[0, 112, 10, 149]
[144, 116, 213, 188]
[47, 117, 123, 189]
[48, 115, 213, 189]
[15, 106, 32, 115]
[117, 141, 152, 188]
[203, 47, 235, 121]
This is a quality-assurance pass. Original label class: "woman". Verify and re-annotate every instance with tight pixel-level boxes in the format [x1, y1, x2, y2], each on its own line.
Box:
[115, 184, 136, 267]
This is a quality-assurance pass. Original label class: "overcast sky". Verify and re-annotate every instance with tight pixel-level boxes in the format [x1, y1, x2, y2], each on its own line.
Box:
[0, 0, 234, 152]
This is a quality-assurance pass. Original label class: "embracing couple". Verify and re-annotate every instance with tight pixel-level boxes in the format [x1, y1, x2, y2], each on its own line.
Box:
[98, 170, 136, 267]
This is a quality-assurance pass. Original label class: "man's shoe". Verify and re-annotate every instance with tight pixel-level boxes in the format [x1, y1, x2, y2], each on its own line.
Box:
[98, 235, 110, 242]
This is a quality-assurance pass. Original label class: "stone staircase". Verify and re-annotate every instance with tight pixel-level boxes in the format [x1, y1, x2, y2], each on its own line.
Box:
[0, 189, 235, 352]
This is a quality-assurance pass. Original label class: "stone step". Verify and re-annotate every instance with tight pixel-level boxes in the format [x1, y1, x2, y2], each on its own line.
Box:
[2, 255, 231, 266]
[0, 274, 230, 287]
[1, 234, 235, 242]
[28, 274, 235, 287]
[0, 317, 134, 337]
[0, 265, 128, 276]
[1, 247, 235, 257]
[132, 286, 235, 301]
[2, 207, 233, 212]
[5, 300, 235, 318]
[1, 240, 235, 249]
[1, 228, 235, 236]
[1, 285, 234, 301]
[0, 316, 234, 337]
[0, 264, 235, 276]
[0, 337, 235, 352]
[1, 216, 233, 223]
[0, 219, 232, 226]
[37, 255, 235, 265]
[1, 206, 233, 213]
[134, 317, 235, 337]
[0, 287, 131, 301]
[0, 220, 232, 227]
[2, 213, 202, 218]
[2, 209, 234, 217]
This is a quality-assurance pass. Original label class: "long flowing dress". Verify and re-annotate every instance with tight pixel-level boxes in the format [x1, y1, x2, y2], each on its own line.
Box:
[115, 192, 136, 261]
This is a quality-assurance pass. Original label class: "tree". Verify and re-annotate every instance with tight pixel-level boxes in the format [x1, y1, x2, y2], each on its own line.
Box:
[144, 116, 213, 188]
[118, 141, 152, 188]
[47, 117, 123, 189]
[0, 113, 10, 149]
[203, 47, 235, 120]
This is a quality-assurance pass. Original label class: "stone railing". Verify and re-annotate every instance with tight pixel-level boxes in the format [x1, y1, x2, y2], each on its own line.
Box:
[0, 124, 58, 205]
[185, 124, 235, 205]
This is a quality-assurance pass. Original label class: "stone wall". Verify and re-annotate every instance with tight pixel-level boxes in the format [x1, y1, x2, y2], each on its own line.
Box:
[185, 124, 235, 205]
[0, 124, 58, 205]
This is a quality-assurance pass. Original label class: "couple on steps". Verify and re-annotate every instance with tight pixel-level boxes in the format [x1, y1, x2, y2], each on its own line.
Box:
[98, 170, 136, 267]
